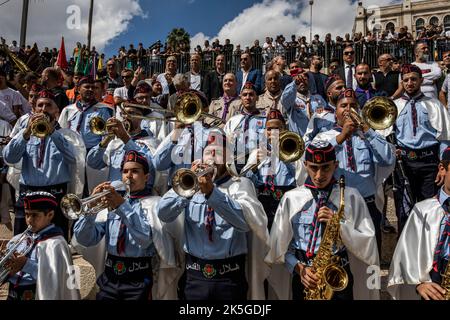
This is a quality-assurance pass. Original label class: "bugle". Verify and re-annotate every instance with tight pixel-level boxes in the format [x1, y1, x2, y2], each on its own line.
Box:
[172, 161, 217, 198]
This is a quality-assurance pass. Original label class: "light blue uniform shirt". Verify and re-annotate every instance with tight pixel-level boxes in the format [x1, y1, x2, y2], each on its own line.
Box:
[157, 179, 249, 260]
[153, 122, 211, 184]
[438, 188, 450, 261]
[396, 93, 450, 157]
[7, 224, 59, 286]
[284, 188, 339, 273]
[229, 115, 266, 159]
[3, 128, 76, 186]
[281, 81, 327, 137]
[65, 103, 112, 150]
[327, 128, 395, 198]
[73, 196, 155, 257]
[249, 154, 296, 188]
[86, 131, 156, 188]
[304, 104, 336, 147]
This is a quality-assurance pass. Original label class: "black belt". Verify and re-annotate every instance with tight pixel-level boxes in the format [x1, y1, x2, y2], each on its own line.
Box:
[364, 195, 376, 204]
[8, 284, 36, 301]
[19, 183, 67, 196]
[399, 144, 439, 161]
[104, 254, 152, 281]
[185, 254, 246, 280]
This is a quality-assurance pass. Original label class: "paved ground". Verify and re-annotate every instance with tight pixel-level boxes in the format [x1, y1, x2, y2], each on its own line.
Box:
[0, 192, 399, 300]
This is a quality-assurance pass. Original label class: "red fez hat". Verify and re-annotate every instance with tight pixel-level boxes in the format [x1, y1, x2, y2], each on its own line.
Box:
[266, 108, 286, 124]
[305, 140, 336, 164]
[337, 88, 357, 102]
[121, 150, 150, 174]
[23, 191, 58, 211]
[242, 82, 256, 92]
[77, 76, 95, 86]
[38, 89, 56, 101]
[401, 64, 423, 78]
[290, 67, 304, 77]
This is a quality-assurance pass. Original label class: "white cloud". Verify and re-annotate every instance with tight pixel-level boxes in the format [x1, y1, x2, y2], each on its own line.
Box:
[191, 0, 402, 50]
[0, 0, 144, 53]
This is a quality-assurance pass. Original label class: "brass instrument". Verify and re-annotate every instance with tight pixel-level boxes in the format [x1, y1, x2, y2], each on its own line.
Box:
[0, 47, 31, 73]
[89, 117, 131, 136]
[279, 131, 305, 163]
[441, 253, 450, 300]
[229, 131, 305, 177]
[120, 102, 177, 122]
[60, 180, 130, 220]
[172, 161, 217, 198]
[346, 97, 397, 131]
[304, 176, 349, 300]
[0, 225, 36, 285]
[174, 92, 224, 126]
[31, 114, 52, 138]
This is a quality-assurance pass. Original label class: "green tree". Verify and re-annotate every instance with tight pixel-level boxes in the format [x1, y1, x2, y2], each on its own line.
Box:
[166, 28, 191, 52]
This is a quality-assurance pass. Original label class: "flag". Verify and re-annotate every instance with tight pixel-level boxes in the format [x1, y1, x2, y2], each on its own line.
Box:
[56, 37, 68, 70]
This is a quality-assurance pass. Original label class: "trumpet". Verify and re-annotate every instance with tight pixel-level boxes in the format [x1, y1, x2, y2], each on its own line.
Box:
[172, 161, 217, 198]
[31, 114, 52, 138]
[0, 225, 36, 285]
[345, 97, 397, 131]
[90, 117, 132, 136]
[60, 180, 130, 220]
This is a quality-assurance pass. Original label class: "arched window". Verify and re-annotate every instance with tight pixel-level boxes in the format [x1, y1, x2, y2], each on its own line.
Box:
[429, 16, 439, 27]
[444, 15, 450, 31]
[416, 18, 425, 32]
[386, 22, 395, 32]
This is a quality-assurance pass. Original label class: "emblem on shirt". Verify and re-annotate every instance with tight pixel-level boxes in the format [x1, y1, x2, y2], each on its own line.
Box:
[114, 261, 126, 275]
[202, 264, 216, 279]
[273, 190, 284, 201]
[407, 151, 417, 161]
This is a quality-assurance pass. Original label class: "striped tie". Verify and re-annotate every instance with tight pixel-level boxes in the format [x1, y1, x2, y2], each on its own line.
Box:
[205, 206, 215, 242]
[432, 200, 450, 272]
[306, 191, 327, 259]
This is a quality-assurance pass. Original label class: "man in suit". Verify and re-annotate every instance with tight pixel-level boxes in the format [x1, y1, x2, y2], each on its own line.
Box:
[185, 53, 207, 92]
[236, 53, 263, 95]
[202, 54, 226, 103]
[333, 46, 356, 90]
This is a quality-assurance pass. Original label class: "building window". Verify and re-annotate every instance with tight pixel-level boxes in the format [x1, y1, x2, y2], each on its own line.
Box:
[416, 18, 425, 32]
[386, 22, 395, 32]
[444, 15, 450, 31]
[429, 16, 439, 27]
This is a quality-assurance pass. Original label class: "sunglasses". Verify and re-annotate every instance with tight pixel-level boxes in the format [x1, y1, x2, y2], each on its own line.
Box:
[344, 51, 355, 56]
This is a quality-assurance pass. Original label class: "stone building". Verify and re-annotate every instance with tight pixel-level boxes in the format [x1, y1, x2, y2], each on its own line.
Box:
[353, 0, 450, 36]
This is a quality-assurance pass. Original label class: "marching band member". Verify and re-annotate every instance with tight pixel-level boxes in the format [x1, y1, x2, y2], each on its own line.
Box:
[265, 141, 379, 300]
[3, 90, 76, 238]
[153, 90, 212, 186]
[387, 148, 450, 300]
[86, 100, 158, 192]
[10, 83, 43, 137]
[381, 64, 450, 233]
[303, 74, 346, 146]
[280, 68, 327, 137]
[2, 192, 80, 300]
[245, 109, 296, 230]
[74, 150, 177, 300]
[157, 130, 269, 300]
[313, 88, 395, 252]
[58, 76, 113, 151]
[224, 82, 266, 173]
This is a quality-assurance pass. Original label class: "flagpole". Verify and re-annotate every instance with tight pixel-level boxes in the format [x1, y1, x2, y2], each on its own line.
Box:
[20, 0, 30, 47]
[87, 0, 94, 50]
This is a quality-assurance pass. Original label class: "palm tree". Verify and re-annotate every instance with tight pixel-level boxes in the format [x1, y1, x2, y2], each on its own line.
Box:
[166, 28, 191, 53]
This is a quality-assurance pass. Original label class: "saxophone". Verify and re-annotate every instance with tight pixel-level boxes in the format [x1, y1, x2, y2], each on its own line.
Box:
[441, 258, 450, 300]
[304, 176, 349, 300]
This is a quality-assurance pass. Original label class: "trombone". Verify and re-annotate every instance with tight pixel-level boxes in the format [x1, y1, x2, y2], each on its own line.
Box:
[120, 102, 178, 122]
[228, 131, 305, 177]
[346, 96, 398, 131]
[60, 180, 130, 220]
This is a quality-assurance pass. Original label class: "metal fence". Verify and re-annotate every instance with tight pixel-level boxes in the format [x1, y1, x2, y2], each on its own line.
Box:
[113, 40, 450, 77]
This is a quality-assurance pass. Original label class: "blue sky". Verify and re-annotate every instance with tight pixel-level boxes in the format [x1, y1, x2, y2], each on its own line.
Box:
[102, 0, 259, 57]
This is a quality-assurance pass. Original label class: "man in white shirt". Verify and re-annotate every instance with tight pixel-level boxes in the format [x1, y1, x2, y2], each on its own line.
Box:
[9, 40, 19, 54]
[185, 53, 204, 91]
[412, 42, 442, 99]
[0, 69, 22, 123]
[156, 55, 178, 95]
